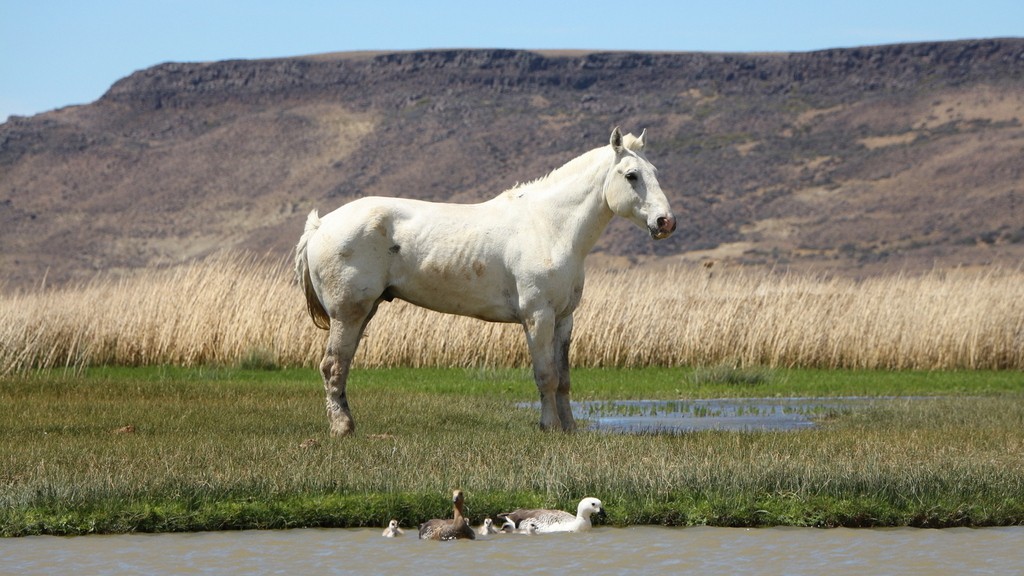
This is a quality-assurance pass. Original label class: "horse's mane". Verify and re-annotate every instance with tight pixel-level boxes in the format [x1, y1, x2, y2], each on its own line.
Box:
[502, 146, 607, 198]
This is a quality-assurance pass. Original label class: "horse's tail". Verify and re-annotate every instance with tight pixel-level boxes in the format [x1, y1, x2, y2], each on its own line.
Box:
[295, 209, 331, 330]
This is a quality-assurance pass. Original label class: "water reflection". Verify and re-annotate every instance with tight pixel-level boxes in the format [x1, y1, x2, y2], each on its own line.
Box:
[5, 526, 1022, 575]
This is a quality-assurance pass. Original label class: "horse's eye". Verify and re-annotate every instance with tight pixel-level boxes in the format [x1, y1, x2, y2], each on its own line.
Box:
[625, 171, 638, 182]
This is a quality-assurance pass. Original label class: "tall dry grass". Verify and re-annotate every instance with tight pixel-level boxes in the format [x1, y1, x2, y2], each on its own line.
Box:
[2, 252, 1022, 373]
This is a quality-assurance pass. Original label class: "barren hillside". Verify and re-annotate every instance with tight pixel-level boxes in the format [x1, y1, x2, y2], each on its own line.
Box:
[2, 40, 1023, 289]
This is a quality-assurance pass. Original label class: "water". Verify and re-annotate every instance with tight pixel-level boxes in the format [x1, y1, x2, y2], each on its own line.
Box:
[3, 526, 1022, 575]
[548, 397, 889, 433]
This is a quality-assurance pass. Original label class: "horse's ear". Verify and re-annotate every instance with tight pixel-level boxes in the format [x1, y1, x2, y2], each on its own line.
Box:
[629, 129, 647, 151]
[610, 126, 624, 152]
[623, 129, 647, 152]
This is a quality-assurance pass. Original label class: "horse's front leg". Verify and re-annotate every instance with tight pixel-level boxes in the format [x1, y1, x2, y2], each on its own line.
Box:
[523, 310, 562, 431]
[554, 315, 577, 432]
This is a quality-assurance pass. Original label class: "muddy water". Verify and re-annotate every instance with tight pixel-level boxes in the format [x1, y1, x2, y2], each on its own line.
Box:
[4, 526, 1022, 575]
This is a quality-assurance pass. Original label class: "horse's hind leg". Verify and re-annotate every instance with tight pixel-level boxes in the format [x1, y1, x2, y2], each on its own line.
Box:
[321, 300, 379, 436]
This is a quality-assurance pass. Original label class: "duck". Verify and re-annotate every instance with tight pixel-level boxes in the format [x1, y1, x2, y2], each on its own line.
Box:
[418, 489, 477, 540]
[514, 519, 539, 535]
[381, 519, 404, 538]
[497, 497, 605, 533]
[475, 517, 500, 536]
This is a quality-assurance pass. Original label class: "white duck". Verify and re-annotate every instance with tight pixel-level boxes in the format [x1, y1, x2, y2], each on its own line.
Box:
[497, 497, 605, 533]
[514, 519, 539, 535]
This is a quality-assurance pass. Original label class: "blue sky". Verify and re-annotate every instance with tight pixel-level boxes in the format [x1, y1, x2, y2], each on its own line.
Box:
[2, 0, 1022, 121]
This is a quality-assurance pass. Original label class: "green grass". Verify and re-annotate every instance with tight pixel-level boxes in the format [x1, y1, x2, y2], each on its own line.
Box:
[1, 366, 1022, 536]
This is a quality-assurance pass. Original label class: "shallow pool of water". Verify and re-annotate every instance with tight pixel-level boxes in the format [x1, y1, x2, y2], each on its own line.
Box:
[4, 526, 1021, 575]
[528, 397, 889, 433]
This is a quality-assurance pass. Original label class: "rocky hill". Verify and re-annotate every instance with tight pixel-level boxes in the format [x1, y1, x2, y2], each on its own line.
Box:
[2, 39, 1023, 289]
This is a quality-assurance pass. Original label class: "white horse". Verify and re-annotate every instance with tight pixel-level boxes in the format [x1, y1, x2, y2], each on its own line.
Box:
[295, 127, 676, 436]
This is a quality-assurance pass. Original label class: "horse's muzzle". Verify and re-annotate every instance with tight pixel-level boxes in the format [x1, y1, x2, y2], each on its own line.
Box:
[651, 215, 677, 239]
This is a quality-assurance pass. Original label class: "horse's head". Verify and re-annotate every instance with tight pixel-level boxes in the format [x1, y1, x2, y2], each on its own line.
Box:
[604, 127, 676, 240]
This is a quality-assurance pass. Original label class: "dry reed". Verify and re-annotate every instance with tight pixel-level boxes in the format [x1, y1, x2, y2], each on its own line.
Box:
[2, 253, 1022, 373]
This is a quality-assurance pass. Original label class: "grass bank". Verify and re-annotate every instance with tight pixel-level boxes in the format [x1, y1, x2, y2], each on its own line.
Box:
[2, 366, 1022, 536]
